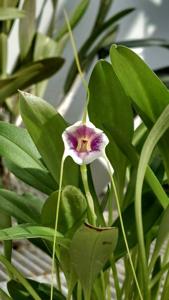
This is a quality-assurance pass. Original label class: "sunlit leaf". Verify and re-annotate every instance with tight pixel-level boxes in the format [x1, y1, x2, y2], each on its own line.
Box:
[0, 224, 66, 245]
[19, 91, 80, 187]
[0, 7, 25, 20]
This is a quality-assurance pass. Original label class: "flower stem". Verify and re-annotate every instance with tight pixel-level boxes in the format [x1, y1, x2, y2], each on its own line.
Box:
[64, 10, 89, 124]
[80, 164, 97, 225]
[50, 155, 65, 300]
[104, 155, 143, 300]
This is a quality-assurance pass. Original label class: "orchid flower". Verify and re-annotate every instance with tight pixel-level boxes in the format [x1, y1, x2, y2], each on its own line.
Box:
[62, 120, 109, 165]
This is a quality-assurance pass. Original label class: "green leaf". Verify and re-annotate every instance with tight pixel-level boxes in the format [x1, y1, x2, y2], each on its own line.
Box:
[0, 224, 65, 244]
[0, 121, 41, 168]
[0, 57, 64, 102]
[88, 60, 133, 198]
[56, 0, 89, 41]
[8, 279, 66, 300]
[0, 255, 41, 300]
[110, 45, 169, 123]
[117, 38, 169, 49]
[151, 206, 169, 269]
[110, 45, 169, 178]
[19, 91, 80, 187]
[33, 33, 61, 97]
[70, 223, 118, 298]
[96, 8, 135, 36]
[19, 0, 35, 60]
[135, 104, 169, 284]
[113, 191, 163, 260]
[92, 0, 113, 28]
[34, 32, 59, 60]
[0, 122, 56, 194]
[4, 158, 57, 195]
[0, 189, 42, 223]
[0, 288, 12, 300]
[0, 7, 25, 20]
[41, 185, 87, 235]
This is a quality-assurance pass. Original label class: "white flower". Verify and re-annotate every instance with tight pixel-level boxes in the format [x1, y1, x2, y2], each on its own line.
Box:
[62, 121, 109, 165]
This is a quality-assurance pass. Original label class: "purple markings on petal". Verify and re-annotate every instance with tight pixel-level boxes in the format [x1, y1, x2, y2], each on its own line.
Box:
[62, 122, 109, 165]
[91, 134, 103, 151]
[76, 125, 95, 138]
[67, 132, 78, 149]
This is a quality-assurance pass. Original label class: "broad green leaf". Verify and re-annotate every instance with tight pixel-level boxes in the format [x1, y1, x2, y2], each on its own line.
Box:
[8, 279, 66, 300]
[0, 121, 42, 168]
[110, 45, 169, 121]
[0, 122, 56, 193]
[0, 224, 65, 245]
[0, 288, 12, 300]
[70, 223, 118, 298]
[0, 57, 64, 102]
[0, 189, 42, 223]
[88, 60, 133, 198]
[4, 158, 57, 195]
[56, 0, 89, 41]
[19, 91, 80, 187]
[19, 0, 35, 60]
[110, 45, 169, 178]
[0, 255, 41, 300]
[99, 38, 169, 59]
[113, 191, 163, 260]
[41, 185, 87, 235]
[0, 7, 25, 20]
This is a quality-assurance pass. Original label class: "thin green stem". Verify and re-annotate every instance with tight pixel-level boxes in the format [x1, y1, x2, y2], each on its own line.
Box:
[77, 281, 82, 300]
[111, 255, 121, 300]
[64, 9, 89, 124]
[50, 155, 65, 300]
[80, 164, 97, 225]
[104, 154, 143, 300]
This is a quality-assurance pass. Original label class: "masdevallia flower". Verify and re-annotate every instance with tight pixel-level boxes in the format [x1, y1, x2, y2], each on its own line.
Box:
[62, 121, 109, 165]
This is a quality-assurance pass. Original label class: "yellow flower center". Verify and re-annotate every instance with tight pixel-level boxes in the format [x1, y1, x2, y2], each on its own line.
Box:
[76, 138, 91, 152]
